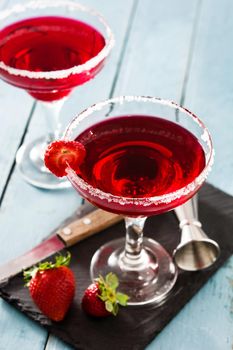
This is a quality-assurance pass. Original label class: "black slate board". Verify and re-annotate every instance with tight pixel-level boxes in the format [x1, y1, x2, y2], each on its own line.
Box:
[0, 183, 233, 350]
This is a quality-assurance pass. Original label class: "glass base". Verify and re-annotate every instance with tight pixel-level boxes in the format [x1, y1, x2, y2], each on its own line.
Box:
[90, 237, 177, 306]
[16, 136, 71, 190]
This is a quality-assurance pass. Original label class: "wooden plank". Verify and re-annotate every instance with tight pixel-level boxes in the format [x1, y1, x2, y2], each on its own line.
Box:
[148, 1, 233, 350]
[45, 335, 72, 350]
[184, 0, 233, 196]
[0, 0, 10, 9]
[0, 299, 47, 350]
[147, 260, 233, 350]
[0, 85, 34, 198]
[113, 0, 199, 101]
[0, 2, 43, 350]
[0, 1, 43, 348]
[0, 3, 34, 196]
[0, 1, 135, 350]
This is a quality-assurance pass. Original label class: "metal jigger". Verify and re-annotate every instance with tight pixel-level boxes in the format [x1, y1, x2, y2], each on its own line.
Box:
[173, 195, 220, 271]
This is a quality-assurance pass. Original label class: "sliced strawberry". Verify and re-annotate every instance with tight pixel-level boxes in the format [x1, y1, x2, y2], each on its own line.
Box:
[44, 140, 86, 177]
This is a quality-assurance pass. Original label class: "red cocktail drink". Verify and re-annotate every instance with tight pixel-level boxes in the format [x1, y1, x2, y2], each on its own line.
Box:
[0, 1, 114, 189]
[75, 115, 206, 216]
[64, 96, 214, 305]
[0, 16, 105, 101]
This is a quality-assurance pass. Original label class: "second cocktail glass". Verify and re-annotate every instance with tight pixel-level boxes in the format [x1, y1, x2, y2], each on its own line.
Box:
[62, 96, 214, 305]
[0, 0, 114, 189]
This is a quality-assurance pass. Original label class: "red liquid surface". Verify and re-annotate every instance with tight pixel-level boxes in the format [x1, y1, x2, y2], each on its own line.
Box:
[74, 116, 206, 216]
[0, 16, 105, 101]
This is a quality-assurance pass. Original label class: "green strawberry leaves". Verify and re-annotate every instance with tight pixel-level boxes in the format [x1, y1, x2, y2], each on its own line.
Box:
[53, 252, 71, 268]
[116, 292, 129, 306]
[96, 272, 129, 316]
[106, 272, 119, 289]
[105, 300, 119, 316]
[23, 252, 71, 286]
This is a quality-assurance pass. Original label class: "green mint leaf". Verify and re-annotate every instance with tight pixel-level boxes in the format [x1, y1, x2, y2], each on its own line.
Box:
[116, 292, 129, 306]
[105, 300, 113, 313]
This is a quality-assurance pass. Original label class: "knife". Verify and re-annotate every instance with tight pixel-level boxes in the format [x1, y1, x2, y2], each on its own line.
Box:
[0, 208, 123, 282]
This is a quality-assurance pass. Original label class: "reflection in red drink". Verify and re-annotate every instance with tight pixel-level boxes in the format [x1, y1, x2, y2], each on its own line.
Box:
[75, 115, 206, 216]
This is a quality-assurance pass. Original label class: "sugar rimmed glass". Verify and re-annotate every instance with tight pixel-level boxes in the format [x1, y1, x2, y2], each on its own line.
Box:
[0, 0, 114, 189]
[63, 96, 214, 305]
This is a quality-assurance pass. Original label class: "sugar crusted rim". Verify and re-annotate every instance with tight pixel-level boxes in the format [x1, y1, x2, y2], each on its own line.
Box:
[64, 96, 214, 207]
[0, 0, 114, 79]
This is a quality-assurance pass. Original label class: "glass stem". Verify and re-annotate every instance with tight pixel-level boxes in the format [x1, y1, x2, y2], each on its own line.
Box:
[40, 99, 66, 143]
[123, 216, 147, 267]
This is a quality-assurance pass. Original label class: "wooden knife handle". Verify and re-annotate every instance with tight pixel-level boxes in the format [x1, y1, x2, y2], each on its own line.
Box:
[56, 209, 123, 247]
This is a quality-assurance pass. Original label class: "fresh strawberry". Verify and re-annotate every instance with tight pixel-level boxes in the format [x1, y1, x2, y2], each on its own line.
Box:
[82, 273, 129, 317]
[23, 252, 75, 322]
[44, 140, 86, 177]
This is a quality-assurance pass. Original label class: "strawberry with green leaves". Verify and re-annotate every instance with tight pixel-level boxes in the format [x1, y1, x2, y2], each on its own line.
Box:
[82, 273, 129, 317]
[24, 252, 75, 322]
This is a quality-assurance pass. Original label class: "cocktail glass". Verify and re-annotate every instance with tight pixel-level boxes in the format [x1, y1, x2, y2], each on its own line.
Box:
[0, 0, 114, 189]
[63, 96, 214, 305]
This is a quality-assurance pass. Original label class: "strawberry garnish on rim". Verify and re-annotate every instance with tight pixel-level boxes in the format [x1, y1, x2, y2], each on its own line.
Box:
[44, 140, 86, 177]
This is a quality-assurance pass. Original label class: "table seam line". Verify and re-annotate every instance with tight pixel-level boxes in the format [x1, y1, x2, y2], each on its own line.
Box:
[109, 0, 139, 99]
[0, 101, 36, 208]
[179, 0, 203, 110]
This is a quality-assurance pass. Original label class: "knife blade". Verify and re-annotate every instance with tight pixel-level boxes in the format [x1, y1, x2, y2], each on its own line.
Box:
[0, 208, 123, 282]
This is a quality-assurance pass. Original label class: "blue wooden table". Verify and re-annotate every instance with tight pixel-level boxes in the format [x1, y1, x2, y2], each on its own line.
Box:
[0, 0, 233, 349]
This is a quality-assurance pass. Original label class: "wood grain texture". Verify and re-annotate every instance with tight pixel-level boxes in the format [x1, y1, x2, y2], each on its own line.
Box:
[0, 299, 47, 350]
[184, 0, 233, 196]
[58, 209, 123, 246]
[147, 260, 233, 350]
[0, 90, 34, 199]
[113, 0, 199, 100]
[0, 0, 232, 349]
[147, 1, 233, 349]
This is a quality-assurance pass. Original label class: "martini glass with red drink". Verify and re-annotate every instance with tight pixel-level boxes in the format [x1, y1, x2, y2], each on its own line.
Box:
[0, 0, 114, 189]
[45, 96, 214, 305]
